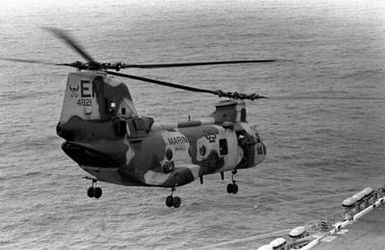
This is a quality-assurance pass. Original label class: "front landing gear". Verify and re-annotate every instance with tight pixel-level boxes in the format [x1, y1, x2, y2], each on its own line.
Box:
[166, 187, 182, 208]
[227, 170, 239, 194]
[84, 177, 102, 199]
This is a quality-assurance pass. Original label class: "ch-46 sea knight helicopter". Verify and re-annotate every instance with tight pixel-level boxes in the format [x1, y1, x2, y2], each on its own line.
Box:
[2, 28, 275, 208]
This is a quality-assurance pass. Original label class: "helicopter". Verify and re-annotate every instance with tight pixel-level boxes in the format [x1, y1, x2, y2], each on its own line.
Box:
[2, 28, 274, 208]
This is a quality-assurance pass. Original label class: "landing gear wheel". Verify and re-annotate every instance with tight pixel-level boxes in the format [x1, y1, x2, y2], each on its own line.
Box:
[173, 196, 181, 208]
[87, 187, 94, 198]
[232, 184, 238, 194]
[227, 183, 239, 194]
[84, 177, 102, 199]
[94, 187, 102, 199]
[166, 195, 174, 207]
[226, 169, 239, 194]
[165, 187, 182, 208]
[227, 183, 234, 194]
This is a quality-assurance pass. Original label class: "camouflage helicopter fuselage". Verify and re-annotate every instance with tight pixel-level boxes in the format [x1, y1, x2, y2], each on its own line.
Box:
[57, 71, 266, 188]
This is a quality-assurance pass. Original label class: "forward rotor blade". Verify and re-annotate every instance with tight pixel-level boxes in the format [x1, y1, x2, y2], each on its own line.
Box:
[105, 70, 266, 100]
[120, 59, 277, 69]
[43, 27, 96, 63]
[0, 57, 73, 67]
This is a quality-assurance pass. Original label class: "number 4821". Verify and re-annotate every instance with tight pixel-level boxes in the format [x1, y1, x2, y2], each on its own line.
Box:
[77, 99, 92, 106]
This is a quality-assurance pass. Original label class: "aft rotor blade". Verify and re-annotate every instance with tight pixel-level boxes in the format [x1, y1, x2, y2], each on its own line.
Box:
[268, 96, 385, 101]
[105, 70, 266, 100]
[0, 57, 73, 67]
[43, 27, 96, 63]
[106, 70, 216, 94]
[120, 59, 277, 69]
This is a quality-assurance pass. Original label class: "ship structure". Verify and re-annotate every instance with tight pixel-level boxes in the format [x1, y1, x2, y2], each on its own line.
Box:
[256, 184, 385, 250]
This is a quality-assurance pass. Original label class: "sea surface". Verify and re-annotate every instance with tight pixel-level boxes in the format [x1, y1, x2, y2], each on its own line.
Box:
[1, 0, 385, 249]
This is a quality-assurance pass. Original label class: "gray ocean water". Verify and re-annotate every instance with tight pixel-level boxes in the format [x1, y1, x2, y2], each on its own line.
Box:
[1, 0, 385, 249]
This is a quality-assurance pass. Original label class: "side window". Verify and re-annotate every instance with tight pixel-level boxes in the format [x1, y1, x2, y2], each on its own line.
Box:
[219, 138, 228, 155]
[240, 108, 246, 122]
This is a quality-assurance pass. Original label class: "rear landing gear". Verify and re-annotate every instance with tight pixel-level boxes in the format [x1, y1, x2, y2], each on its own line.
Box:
[227, 170, 239, 194]
[166, 187, 181, 208]
[87, 186, 102, 199]
[84, 177, 103, 199]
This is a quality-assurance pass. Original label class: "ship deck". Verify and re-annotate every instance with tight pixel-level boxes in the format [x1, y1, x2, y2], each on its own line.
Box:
[314, 205, 385, 250]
